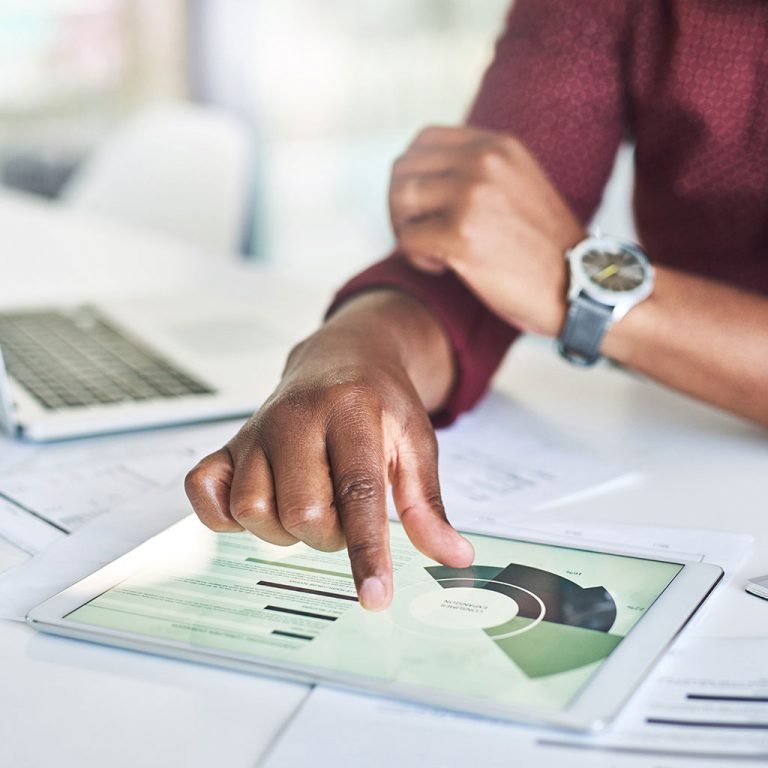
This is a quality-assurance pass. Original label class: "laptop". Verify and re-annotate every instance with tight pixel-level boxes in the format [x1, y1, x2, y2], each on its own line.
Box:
[0, 292, 293, 441]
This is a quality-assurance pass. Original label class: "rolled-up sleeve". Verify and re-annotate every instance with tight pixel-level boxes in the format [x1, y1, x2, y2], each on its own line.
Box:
[328, 0, 629, 425]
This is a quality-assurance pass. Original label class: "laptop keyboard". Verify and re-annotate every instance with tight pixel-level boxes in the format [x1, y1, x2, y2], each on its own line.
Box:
[0, 307, 215, 410]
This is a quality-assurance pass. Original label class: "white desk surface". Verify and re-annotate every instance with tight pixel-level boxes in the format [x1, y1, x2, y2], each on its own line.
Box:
[1, 190, 766, 767]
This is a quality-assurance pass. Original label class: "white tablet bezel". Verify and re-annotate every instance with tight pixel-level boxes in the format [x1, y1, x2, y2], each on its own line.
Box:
[26, 518, 723, 732]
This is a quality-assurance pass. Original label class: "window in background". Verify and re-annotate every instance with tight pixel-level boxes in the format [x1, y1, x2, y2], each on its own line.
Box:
[190, 0, 510, 276]
[0, 0, 186, 197]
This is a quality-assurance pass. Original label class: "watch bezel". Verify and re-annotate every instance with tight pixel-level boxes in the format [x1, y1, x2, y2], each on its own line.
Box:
[566, 236, 654, 320]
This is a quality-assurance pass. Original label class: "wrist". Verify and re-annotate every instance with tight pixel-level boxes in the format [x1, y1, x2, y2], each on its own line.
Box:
[557, 234, 654, 365]
[539, 228, 585, 338]
[600, 266, 665, 364]
[288, 290, 455, 412]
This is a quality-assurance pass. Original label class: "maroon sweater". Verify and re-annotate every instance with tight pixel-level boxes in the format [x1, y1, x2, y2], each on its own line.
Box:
[330, 0, 768, 425]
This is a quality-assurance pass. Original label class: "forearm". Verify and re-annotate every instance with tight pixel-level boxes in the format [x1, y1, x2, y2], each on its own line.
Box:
[602, 265, 768, 425]
[287, 290, 455, 414]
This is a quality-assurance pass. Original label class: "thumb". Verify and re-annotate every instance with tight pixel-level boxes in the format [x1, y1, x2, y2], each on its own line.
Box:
[391, 424, 474, 567]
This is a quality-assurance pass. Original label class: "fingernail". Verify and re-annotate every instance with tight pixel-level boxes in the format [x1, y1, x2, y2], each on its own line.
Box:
[458, 536, 475, 563]
[359, 577, 388, 611]
[445, 535, 475, 568]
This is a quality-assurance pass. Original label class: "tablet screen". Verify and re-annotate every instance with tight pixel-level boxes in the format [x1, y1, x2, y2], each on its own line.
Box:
[65, 519, 682, 711]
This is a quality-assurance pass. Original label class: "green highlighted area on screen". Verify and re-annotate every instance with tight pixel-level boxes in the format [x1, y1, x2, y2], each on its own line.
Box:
[424, 562, 623, 678]
[67, 518, 681, 711]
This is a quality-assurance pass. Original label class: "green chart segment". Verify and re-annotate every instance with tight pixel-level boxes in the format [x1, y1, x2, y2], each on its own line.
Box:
[426, 564, 624, 679]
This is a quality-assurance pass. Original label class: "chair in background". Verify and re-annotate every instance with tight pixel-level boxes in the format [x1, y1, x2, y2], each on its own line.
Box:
[61, 102, 254, 257]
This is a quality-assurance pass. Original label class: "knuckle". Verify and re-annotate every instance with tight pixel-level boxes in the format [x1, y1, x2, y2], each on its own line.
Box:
[230, 496, 272, 524]
[425, 493, 446, 518]
[399, 493, 446, 525]
[274, 377, 381, 426]
[327, 381, 381, 417]
[463, 178, 488, 206]
[268, 388, 313, 421]
[403, 174, 423, 199]
[280, 503, 344, 551]
[183, 465, 205, 497]
[230, 419, 268, 456]
[347, 535, 386, 564]
[335, 472, 383, 506]
[280, 502, 330, 534]
[257, 392, 324, 443]
[475, 144, 509, 175]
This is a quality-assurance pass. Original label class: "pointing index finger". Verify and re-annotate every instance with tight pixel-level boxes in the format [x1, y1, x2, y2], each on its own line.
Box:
[326, 415, 392, 611]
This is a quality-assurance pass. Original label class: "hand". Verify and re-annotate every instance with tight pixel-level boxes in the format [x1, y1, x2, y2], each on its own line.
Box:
[389, 125, 585, 336]
[184, 293, 474, 611]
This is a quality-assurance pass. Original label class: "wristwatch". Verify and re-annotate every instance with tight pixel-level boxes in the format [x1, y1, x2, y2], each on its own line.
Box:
[557, 233, 654, 366]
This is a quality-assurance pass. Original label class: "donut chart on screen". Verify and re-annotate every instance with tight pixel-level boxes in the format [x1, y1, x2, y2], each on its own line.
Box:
[412, 563, 623, 679]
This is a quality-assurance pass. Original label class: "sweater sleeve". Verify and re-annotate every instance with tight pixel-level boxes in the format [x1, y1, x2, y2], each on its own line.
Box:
[328, 0, 629, 425]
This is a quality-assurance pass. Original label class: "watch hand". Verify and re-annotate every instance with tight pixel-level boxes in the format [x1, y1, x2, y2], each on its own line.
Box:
[593, 263, 619, 283]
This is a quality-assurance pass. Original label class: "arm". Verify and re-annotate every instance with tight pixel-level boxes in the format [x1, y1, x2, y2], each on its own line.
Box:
[391, 129, 768, 425]
[603, 267, 768, 425]
[391, 123, 768, 429]
[186, 0, 631, 610]
[326, 254, 519, 427]
[333, 0, 630, 424]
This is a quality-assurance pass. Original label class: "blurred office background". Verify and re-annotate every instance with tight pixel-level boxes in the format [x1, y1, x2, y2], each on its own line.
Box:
[0, 0, 633, 279]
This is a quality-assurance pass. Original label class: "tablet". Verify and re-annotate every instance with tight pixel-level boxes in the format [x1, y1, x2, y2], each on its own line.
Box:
[27, 515, 722, 731]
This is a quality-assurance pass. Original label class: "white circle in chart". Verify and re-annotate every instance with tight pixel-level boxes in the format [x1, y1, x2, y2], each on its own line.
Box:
[408, 586, 519, 630]
[386, 577, 547, 641]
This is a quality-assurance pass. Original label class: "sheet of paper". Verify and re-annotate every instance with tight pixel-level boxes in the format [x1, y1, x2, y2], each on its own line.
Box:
[0, 438, 36, 475]
[0, 392, 621, 559]
[539, 637, 768, 762]
[432, 393, 631, 529]
[495, 518, 752, 580]
[261, 637, 767, 768]
[0, 435, 185, 558]
[0, 420, 244, 619]
[0, 446, 197, 542]
[0, 496, 63, 555]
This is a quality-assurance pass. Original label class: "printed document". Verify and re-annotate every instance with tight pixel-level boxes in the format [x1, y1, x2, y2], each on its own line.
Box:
[262, 636, 767, 768]
[434, 393, 630, 529]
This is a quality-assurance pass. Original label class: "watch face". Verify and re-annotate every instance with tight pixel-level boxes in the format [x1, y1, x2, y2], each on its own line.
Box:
[581, 248, 647, 292]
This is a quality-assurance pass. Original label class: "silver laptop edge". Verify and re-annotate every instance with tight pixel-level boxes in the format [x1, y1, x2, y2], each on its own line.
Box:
[0, 346, 18, 437]
[0, 299, 291, 442]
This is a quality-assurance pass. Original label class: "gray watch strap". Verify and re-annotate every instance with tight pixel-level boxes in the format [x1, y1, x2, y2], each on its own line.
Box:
[557, 292, 614, 366]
